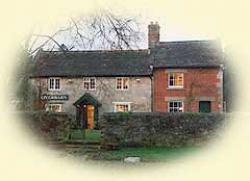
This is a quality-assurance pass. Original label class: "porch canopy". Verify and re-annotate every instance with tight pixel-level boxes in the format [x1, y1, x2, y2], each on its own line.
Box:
[73, 93, 101, 107]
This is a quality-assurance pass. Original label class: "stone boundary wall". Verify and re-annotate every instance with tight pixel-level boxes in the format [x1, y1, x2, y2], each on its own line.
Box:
[18, 111, 74, 141]
[100, 112, 225, 147]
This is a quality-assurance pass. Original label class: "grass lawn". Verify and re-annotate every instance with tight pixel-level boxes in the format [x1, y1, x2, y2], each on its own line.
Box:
[64, 129, 101, 142]
[99, 146, 201, 162]
[65, 129, 201, 162]
[84, 129, 101, 142]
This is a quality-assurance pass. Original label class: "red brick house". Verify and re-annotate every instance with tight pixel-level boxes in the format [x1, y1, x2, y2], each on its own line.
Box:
[148, 23, 224, 113]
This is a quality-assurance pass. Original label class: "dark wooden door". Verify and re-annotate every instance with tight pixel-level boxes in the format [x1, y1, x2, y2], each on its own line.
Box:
[79, 104, 95, 129]
[199, 101, 211, 113]
[79, 105, 87, 128]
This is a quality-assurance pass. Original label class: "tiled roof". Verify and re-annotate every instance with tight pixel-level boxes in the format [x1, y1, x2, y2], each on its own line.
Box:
[31, 40, 223, 77]
[32, 50, 153, 77]
[152, 40, 223, 68]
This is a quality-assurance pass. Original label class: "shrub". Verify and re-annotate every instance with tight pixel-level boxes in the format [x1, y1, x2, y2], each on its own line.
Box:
[19, 111, 74, 141]
[100, 112, 226, 148]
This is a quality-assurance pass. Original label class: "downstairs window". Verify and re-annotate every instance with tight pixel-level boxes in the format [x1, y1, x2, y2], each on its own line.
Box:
[114, 103, 131, 112]
[46, 103, 62, 112]
[168, 101, 184, 112]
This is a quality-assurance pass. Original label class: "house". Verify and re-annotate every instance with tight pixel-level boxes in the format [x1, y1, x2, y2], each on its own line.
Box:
[29, 22, 224, 129]
[147, 22, 224, 113]
[30, 50, 153, 128]
[152, 41, 224, 113]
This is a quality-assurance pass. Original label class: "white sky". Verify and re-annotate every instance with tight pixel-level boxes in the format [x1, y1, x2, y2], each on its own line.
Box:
[27, 1, 218, 51]
[33, 14, 215, 51]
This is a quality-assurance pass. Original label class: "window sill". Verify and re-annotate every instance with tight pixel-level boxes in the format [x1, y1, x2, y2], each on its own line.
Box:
[116, 89, 129, 91]
[167, 87, 184, 90]
[83, 89, 96, 91]
[48, 89, 61, 92]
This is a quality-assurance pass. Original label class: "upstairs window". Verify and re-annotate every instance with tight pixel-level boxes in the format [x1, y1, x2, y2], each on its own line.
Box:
[116, 78, 129, 90]
[168, 73, 184, 88]
[168, 101, 184, 112]
[48, 78, 60, 91]
[83, 78, 96, 90]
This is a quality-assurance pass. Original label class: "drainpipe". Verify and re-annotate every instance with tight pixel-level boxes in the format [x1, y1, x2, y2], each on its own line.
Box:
[149, 60, 154, 112]
[220, 63, 225, 113]
[150, 68, 154, 112]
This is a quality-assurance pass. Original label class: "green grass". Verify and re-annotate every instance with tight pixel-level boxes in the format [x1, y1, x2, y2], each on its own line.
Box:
[67, 129, 85, 140]
[64, 129, 101, 141]
[100, 146, 201, 161]
[84, 129, 101, 142]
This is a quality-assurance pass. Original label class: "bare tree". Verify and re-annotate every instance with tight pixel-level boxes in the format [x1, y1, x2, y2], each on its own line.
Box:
[14, 10, 143, 111]
[23, 10, 143, 56]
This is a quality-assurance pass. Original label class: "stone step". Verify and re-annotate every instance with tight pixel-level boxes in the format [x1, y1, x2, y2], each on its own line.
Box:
[47, 141, 64, 146]
[47, 140, 64, 144]
[83, 140, 101, 145]
[101, 142, 120, 150]
[64, 140, 84, 144]
[64, 144, 82, 148]
[64, 140, 101, 145]
[84, 145, 101, 150]
[85, 149, 99, 153]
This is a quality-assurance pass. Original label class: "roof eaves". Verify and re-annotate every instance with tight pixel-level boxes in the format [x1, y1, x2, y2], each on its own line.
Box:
[153, 65, 221, 69]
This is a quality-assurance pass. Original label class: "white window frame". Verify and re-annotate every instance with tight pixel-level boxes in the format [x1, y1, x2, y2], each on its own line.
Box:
[168, 72, 184, 89]
[116, 77, 129, 90]
[48, 78, 61, 91]
[45, 103, 62, 112]
[168, 101, 184, 112]
[113, 102, 131, 112]
[83, 77, 96, 90]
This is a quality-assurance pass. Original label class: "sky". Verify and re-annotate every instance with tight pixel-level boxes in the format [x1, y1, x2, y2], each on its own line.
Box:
[22, 1, 220, 52]
[28, 12, 216, 52]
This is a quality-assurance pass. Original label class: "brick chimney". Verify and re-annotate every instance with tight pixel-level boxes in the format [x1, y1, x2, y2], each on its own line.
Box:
[148, 21, 160, 49]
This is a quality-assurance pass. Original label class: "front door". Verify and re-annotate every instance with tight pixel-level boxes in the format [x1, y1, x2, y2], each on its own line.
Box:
[199, 101, 211, 113]
[79, 104, 95, 129]
[86, 105, 95, 129]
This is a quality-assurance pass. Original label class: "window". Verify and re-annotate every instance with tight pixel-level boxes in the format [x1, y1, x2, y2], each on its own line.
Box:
[168, 101, 183, 112]
[114, 103, 131, 112]
[46, 104, 62, 112]
[116, 78, 129, 90]
[83, 78, 96, 90]
[168, 73, 184, 88]
[48, 78, 61, 91]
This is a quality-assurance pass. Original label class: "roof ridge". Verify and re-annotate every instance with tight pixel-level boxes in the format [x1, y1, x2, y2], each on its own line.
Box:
[159, 39, 218, 44]
[41, 49, 149, 54]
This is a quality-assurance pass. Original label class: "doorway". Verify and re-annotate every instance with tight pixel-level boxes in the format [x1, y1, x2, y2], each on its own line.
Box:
[199, 101, 211, 113]
[73, 93, 101, 129]
[79, 104, 95, 129]
[86, 105, 94, 129]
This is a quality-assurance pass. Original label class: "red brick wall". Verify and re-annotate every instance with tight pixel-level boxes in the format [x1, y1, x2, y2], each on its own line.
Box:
[153, 68, 223, 112]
